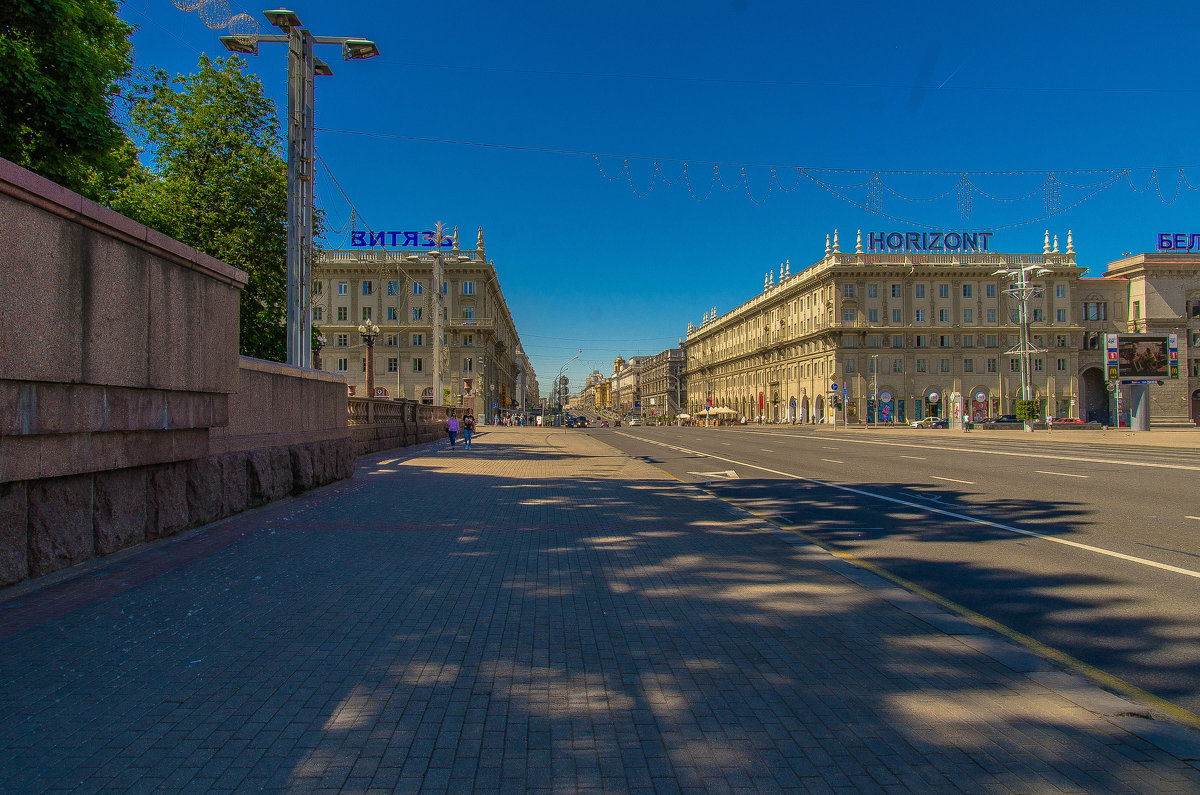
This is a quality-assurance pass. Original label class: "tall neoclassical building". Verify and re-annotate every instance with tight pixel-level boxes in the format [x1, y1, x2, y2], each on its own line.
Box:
[683, 230, 1200, 425]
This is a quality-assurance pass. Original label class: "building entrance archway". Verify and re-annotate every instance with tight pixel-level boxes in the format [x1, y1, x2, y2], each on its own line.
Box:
[1081, 368, 1108, 424]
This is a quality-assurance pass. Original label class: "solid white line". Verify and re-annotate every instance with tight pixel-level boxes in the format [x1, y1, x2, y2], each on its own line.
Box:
[820, 458, 844, 464]
[931, 475, 975, 484]
[1035, 470, 1089, 479]
[378, 458, 398, 465]
[760, 449, 774, 452]
[900, 455, 926, 460]
[621, 433, 1200, 582]
[1187, 516, 1200, 521]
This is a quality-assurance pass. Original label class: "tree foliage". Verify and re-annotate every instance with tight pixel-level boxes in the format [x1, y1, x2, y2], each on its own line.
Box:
[0, 0, 136, 201]
[114, 55, 293, 362]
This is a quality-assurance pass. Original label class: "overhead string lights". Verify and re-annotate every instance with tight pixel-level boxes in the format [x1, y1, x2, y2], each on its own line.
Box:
[170, 0, 259, 36]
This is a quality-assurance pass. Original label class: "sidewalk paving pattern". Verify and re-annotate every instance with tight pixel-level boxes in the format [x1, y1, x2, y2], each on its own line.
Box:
[2, 426, 1200, 792]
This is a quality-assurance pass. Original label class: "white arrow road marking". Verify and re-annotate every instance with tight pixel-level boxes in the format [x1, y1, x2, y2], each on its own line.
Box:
[687, 470, 739, 480]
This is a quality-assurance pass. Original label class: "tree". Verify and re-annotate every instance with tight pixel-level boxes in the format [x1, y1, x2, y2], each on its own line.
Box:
[114, 55, 300, 362]
[0, 0, 137, 201]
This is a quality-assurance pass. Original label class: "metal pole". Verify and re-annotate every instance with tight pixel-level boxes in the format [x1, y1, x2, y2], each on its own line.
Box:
[431, 232, 445, 406]
[284, 30, 303, 366]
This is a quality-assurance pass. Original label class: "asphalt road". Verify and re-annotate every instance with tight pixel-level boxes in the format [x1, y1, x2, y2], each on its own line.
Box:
[589, 424, 1200, 717]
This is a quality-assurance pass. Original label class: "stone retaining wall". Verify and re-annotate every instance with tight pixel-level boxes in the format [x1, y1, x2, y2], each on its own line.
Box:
[349, 398, 453, 456]
[0, 159, 353, 589]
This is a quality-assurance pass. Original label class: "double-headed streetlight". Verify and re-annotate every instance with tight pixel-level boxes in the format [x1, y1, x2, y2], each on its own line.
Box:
[221, 10, 379, 370]
[357, 318, 381, 398]
[556, 350, 581, 424]
[993, 262, 1052, 431]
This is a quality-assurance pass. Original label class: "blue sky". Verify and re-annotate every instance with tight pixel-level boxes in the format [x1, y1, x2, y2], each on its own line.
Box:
[119, 0, 1200, 393]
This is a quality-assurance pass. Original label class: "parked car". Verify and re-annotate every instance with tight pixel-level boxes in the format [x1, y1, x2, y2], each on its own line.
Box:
[990, 415, 1021, 424]
[911, 417, 948, 428]
[1051, 417, 1084, 424]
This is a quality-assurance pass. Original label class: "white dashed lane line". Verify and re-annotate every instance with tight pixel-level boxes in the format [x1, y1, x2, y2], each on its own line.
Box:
[1035, 470, 1089, 479]
[931, 475, 975, 485]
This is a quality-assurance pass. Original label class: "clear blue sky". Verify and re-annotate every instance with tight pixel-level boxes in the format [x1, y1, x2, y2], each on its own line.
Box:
[120, 0, 1200, 393]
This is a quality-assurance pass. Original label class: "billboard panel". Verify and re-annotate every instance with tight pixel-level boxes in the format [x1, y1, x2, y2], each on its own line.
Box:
[1116, 335, 1170, 379]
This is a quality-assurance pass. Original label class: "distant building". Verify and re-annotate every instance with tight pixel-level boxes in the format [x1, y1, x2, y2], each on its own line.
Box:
[641, 347, 686, 418]
[683, 230, 1200, 425]
[312, 227, 538, 418]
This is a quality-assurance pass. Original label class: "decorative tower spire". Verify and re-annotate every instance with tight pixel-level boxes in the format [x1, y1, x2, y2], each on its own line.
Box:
[856, 229, 863, 254]
[769, 271, 774, 287]
[452, 226, 460, 251]
[1043, 230, 1051, 255]
[825, 234, 832, 256]
[779, 262, 785, 282]
[764, 273, 770, 290]
[1053, 234, 1059, 254]
[784, 258, 791, 278]
[833, 229, 841, 253]
[477, 226, 485, 253]
[1066, 230, 1075, 255]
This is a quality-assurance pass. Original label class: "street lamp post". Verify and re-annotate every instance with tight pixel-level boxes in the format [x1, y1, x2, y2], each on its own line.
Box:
[993, 262, 1052, 432]
[870, 355, 878, 428]
[357, 318, 380, 398]
[555, 350, 582, 426]
[220, 10, 379, 369]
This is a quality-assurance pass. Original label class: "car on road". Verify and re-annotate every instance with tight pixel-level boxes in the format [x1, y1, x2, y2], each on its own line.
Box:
[600, 420, 609, 427]
[628, 416, 643, 426]
[575, 417, 589, 428]
[910, 417, 948, 428]
[1051, 417, 1084, 424]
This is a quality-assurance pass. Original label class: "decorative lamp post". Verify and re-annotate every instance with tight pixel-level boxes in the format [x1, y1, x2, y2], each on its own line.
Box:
[555, 350, 581, 425]
[993, 262, 1052, 432]
[220, 10, 379, 369]
[358, 318, 380, 397]
[313, 331, 326, 370]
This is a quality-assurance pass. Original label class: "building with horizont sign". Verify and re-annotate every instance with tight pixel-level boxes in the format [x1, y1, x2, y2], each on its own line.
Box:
[683, 229, 1200, 426]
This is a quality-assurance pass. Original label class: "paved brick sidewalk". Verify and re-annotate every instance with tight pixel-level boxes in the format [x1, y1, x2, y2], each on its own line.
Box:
[2, 426, 1199, 792]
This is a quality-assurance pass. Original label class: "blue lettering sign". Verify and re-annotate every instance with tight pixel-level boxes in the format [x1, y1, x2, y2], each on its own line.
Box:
[866, 230, 994, 253]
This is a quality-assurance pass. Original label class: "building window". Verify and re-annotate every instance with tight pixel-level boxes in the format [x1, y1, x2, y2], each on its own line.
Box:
[362, 307, 372, 321]
[891, 284, 902, 298]
[987, 358, 997, 373]
[1056, 284, 1067, 298]
[413, 358, 423, 372]
[986, 284, 996, 298]
[1010, 359, 1020, 372]
[313, 307, 323, 321]
[938, 284, 950, 299]
[987, 308, 997, 323]
[362, 359, 367, 373]
[413, 281, 424, 295]
[336, 334, 348, 347]
[1083, 301, 1107, 321]
[462, 281, 474, 296]
[463, 334, 474, 347]
[387, 357, 398, 372]
[986, 335, 998, 348]
[843, 309, 856, 322]
[915, 310, 926, 323]
[1187, 299, 1200, 319]
[385, 334, 397, 347]
[462, 307, 474, 320]
[892, 358, 903, 373]
[963, 309, 974, 324]
[963, 284, 973, 298]
[387, 281, 398, 295]
[963, 359, 974, 373]
[867, 335, 880, 348]
[1033, 308, 1044, 322]
[939, 358, 950, 372]
[337, 307, 348, 321]
[463, 357, 473, 372]
[337, 282, 348, 296]
[314, 281, 323, 294]
[412, 308, 423, 322]
[844, 284, 855, 297]
[845, 359, 857, 373]
[892, 309, 902, 323]
[915, 284, 926, 298]
[412, 334, 423, 346]
[362, 281, 373, 296]
[1132, 301, 1140, 320]
[916, 359, 927, 372]
[387, 307, 397, 321]
[1056, 309, 1067, 323]
[938, 309, 950, 323]
[1035, 359, 1044, 372]
[336, 358, 347, 372]
[939, 335, 951, 348]
[891, 335, 903, 348]
[442, 281, 448, 295]
[963, 335, 974, 347]
[867, 284, 878, 298]
[868, 309, 879, 323]
[1192, 331, 1200, 347]
[842, 334, 858, 347]
[916, 335, 928, 347]
[1057, 358, 1067, 371]
[1192, 360, 1200, 377]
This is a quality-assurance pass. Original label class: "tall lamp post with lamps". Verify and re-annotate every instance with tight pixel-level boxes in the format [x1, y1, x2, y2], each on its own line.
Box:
[555, 350, 581, 425]
[870, 355, 879, 428]
[220, 10, 379, 369]
[993, 262, 1052, 432]
[357, 318, 380, 398]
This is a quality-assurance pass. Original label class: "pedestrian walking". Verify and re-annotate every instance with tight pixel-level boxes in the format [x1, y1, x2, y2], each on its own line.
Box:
[462, 412, 476, 450]
[446, 414, 460, 448]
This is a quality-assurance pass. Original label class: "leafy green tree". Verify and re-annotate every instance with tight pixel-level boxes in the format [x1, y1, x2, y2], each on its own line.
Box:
[115, 55, 300, 362]
[0, 0, 136, 201]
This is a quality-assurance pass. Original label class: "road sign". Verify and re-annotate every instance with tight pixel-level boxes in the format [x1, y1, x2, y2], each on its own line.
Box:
[830, 382, 838, 392]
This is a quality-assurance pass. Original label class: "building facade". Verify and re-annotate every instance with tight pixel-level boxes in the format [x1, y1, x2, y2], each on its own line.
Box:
[684, 230, 1200, 425]
[312, 228, 538, 419]
[640, 347, 687, 419]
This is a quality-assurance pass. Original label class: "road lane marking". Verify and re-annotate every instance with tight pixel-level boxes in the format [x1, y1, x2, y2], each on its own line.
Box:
[820, 459, 844, 464]
[687, 469, 739, 480]
[931, 476, 974, 484]
[619, 433, 1200, 582]
[899, 455, 926, 460]
[1188, 516, 1200, 521]
[760, 448, 774, 452]
[1035, 470, 1089, 479]
[726, 429, 1200, 472]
